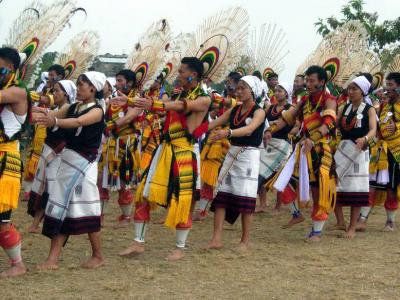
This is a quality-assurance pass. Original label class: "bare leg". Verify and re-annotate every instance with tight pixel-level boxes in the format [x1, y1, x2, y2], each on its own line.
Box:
[81, 231, 104, 269]
[340, 207, 360, 238]
[238, 213, 253, 251]
[272, 192, 282, 215]
[37, 234, 67, 270]
[202, 207, 225, 250]
[255, 188, 267, 213]
[331, 205, 346, 231]
[27, 209, 44, 233]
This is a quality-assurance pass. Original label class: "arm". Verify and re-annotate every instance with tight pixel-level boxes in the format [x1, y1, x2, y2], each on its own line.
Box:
[115, 107, 142, 128]
[355, 107, 377, 150]
[212, 109, 266, 141]
[36, 107, 102, 129]
[309, 97, 337, 143]
[0, 86, 27, 104]
[208, 108, 232, 131]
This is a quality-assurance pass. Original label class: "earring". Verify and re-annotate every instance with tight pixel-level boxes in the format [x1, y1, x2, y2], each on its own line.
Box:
[188, 76, 193, 83]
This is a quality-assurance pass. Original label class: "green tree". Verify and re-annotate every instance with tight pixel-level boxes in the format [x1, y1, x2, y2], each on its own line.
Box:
[315, 0, 400, 64]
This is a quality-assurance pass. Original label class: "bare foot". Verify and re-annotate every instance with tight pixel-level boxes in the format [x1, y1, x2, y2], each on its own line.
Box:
[201, 241, 223, 250]
[152, 217, 165, 225]
[27, 225, 41, 234]
[282, 215, 305, 229]
[305, 235, 321, 243]
[193, 210, 206, 222]
[355, 221, 367, 232]
[166, 248, 185, 261]
[81, 256, 104, 269]
[114, 216, 131, 229]
[383, 222, 395, 232]
[271, 208, 281, 216]
[36, 260, 59, 271]
[0, 262, 27, 277]
[327, 223, 347, 231]
[235, 242, 250, 252]
[119, 241, 145, 256]
[255, 206, 267, 213]
[338, 229, 356, 239]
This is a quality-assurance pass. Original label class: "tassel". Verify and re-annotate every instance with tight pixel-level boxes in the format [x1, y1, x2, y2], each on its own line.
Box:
[0, 175, 21, 213]
[164, 193, 192, 229]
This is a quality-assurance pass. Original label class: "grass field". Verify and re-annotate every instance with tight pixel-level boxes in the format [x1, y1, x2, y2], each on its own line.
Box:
[1, 192, 400, 299]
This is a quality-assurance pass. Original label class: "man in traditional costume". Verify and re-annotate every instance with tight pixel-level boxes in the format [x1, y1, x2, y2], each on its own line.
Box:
[0, 47, 30, 276]
[119, 57, 211, 261]
[266, 72, 279, 105]
[273, 65, 337, 241]
[292, 74, 307, 105]
[98, 69, 141, 227]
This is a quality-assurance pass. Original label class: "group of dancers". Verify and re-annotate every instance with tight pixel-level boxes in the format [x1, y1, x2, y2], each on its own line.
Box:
[0, 44, 399, 279]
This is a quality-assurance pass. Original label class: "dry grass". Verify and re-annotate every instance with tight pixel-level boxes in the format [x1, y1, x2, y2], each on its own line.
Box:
[1, 192, 400, 300]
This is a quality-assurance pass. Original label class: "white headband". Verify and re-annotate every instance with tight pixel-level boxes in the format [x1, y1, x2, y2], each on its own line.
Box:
[83, 71, 106, 92]
[240, 75, 263, 99]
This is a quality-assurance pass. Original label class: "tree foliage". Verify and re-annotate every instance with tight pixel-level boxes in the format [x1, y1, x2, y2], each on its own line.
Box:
[315, 0, 400, 58]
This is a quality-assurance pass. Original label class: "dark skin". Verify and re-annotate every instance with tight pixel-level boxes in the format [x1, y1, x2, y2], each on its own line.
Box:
[272, 73, 337, 153]
[119, 63, 211, 261]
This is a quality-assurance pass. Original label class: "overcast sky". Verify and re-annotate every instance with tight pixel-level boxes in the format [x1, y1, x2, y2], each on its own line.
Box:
[0, 0, 398, 82]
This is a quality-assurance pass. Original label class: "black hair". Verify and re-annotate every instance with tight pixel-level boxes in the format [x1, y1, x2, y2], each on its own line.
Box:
[116, 69, 136, 86]
[295, 74, 305, 80]
[305, 65, 327, 83]
[78, 74, 104, 100]
[0, 47, 21, 70]
[386, 72, 400, 85]
[48, 64, 66, 78]
[252, 70, 262, 80]
[181, 57, 204, 80]
[227, 71, 242, 84]
[267, 72, 278, 80]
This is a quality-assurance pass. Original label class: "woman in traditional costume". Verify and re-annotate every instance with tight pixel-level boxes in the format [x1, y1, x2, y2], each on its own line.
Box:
[204, 75, 265, 251]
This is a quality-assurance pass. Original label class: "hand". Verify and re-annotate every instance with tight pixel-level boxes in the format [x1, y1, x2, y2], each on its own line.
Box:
[35, 114, 56, 127]
[135, 96, 153, 110]
[263, 131, 272, 146]
[110, 90, 128, 106]
[302, 138, 313, 154]
[32, 106, 48, 113]
[386, 120, 395, 134]
[211, 129, 229, 141]
[355, 137, 366, 151]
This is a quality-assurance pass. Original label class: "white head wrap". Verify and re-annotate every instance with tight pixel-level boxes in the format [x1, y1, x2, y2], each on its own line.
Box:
[106, 77, 117, 95]
[58, 80, 77, 104]
[277, 82, 293, 100]
[351, 75, 372, 105]
[240, 75, 263, 99]
[41, 71, 49, 82]
[83, 71, 106, 92]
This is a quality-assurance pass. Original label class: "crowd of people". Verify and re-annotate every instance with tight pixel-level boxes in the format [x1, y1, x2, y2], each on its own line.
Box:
[0, 45, 399, 279]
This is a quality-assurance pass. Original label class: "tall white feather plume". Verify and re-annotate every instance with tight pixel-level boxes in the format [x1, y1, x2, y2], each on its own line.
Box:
[184, 7, 250, 83]
[55, 30, 100, 80]
[245, 23, 289, 77]
[125, 19, 172, 89]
